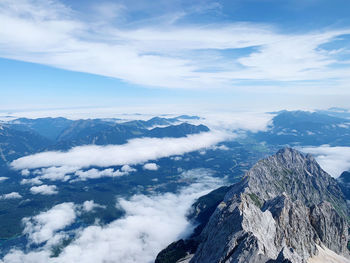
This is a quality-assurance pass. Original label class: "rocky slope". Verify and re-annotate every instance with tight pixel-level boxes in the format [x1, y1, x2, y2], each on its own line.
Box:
[156, 148, 350, 263]
[338, 171, 350, 200]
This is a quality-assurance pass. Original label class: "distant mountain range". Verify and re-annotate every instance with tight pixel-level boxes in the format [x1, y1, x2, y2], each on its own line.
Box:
[0, 116, 208, 167]
[2, 109, 350, 168]
[252, 110, 350, 146]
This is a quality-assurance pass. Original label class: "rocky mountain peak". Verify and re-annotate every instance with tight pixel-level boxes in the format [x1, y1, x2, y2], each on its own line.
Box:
[243, 147, 345, 210]
[156, 148, 350, 263]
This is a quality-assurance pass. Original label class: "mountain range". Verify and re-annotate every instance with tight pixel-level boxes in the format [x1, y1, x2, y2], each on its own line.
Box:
[253, 110, 350, 146]
[0, 116, 208, 166]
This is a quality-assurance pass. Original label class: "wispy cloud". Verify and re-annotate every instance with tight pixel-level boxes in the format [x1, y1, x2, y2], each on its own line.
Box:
[0, 0, 349, 92]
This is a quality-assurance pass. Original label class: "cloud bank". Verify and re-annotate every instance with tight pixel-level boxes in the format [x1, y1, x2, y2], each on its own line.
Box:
[301, 146, 350, 177]
[11, 131, 232, 172]
[186, 112, 275, 133]
[1, 169, 224, 263]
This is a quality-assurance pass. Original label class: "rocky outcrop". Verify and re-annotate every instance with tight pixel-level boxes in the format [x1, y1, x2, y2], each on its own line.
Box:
[156, 148, 350, 263]
[310, 202, 348, 255]
[338, 171, 350, 200]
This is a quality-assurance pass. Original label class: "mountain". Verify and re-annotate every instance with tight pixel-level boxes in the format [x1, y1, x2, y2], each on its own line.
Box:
[53, 119, 129, 149]
[54, 122, 208, 149]
[147, 123, 209, 138]
[0, 124, 51, 167]
[338, 171, 350, 200]
[121, 116, 178, 129]
[254, 111, 350, 146]
[1, 117, 209, 153]
[175, 115, 201, 120]
[156, 148, 349, 263]
[9, 117, 73, 140]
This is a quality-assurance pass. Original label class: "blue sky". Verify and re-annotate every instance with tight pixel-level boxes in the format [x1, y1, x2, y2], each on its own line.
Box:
[0, 0, 350, 113]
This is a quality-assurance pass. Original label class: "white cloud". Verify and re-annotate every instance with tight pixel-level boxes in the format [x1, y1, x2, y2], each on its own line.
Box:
[30, 185, 58, 195]
[21, 178, 43, 185]
[11, 131, 232, 171]
[300, 146, 350, 177]
[82, 200, 106, 212]
[143, 163, 159, 171]
[189, 112, 275, 132]
[21, 169, 30, 176]
[0, 192, 22, 200]
[34, 166, 79, 181]
[74, 168, 130, 181]
[121, 165, 137, 173]
[0, 177, 8, 182]
[1, 169, 224, 263]
[180, 168, 215, 181]
[20, 165, 136, 183]
[23, 202, 76, 244]
[211, 145, 229, 151]
[0, 0, 349, 92]
[57, 170, 223, 263]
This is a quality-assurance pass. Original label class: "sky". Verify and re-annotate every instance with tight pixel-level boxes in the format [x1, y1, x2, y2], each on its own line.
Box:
[1, 0, 350, 113]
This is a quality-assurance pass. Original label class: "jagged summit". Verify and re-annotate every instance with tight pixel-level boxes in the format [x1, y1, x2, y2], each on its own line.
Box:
[156, 148, 350, 263]
[241, 147, 345, 209]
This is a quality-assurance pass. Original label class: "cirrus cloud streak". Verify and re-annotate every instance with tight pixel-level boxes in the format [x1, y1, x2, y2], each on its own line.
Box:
[0, 0, 350, 92]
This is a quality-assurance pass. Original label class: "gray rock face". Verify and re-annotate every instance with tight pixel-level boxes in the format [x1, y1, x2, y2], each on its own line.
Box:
[310, 201, 348, 255]
[156, 148, 350, 263]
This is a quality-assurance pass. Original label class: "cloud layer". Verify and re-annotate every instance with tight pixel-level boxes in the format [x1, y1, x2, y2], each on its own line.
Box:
[11, 131, 232, 172]
[1, 169, 224, 263]
[301, 146, 350, 177]
[190, 112, 275, 132]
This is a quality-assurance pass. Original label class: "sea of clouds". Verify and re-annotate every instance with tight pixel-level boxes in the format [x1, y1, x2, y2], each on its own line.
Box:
[1, 169, 224, 263]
